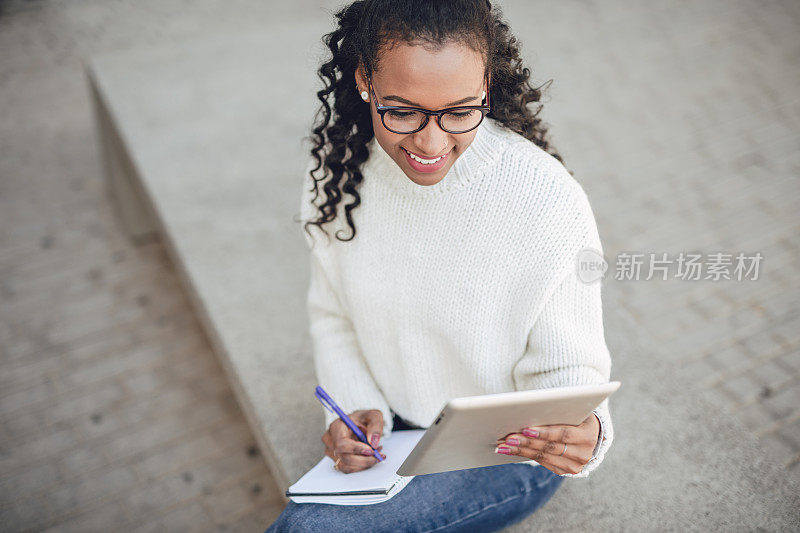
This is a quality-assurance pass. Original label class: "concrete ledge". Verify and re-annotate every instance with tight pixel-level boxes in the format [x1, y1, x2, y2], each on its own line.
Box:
[89, 71, 158, 243]
[85, 30, 330, 503]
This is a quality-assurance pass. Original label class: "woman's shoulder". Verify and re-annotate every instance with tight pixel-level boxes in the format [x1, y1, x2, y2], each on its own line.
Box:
[489, 121, 584, 198]
[488, 121, 593, 221]
[482, 120, 600, 258]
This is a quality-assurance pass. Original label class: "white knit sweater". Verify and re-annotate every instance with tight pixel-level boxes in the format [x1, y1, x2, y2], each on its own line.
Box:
[299, 117, 614, 478]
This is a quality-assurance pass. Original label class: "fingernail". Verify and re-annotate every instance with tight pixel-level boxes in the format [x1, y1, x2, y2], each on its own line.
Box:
[371, 433, 380, 447]
[495, 446, 512, 455]
[505, 437, 519, 445]
[362, 447, 373, 456]
[523, 429, 539, 438]
[380, 453, 386, 459]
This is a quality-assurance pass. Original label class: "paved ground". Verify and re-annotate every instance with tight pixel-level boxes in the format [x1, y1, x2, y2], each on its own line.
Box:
[542, 1, 800, 471]
[1, 0, 798, 531]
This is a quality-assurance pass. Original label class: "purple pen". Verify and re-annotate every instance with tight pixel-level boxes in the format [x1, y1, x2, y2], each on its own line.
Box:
[315, 386, 384, 462]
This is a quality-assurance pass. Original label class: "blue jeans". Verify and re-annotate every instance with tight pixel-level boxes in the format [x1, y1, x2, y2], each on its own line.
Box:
[265, 412, 564, 533]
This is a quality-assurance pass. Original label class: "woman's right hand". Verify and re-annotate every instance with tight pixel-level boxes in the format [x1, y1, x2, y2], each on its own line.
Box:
[321, 409, 387, 474]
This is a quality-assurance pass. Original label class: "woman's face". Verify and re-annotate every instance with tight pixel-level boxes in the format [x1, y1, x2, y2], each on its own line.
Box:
[356, 41, 487, 187]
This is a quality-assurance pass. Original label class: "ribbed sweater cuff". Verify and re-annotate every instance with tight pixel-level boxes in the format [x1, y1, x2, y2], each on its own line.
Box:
[560, 397, 613, 478]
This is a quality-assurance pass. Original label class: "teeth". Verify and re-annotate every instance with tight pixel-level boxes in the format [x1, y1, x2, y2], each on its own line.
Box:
[405, 149, 443, 164]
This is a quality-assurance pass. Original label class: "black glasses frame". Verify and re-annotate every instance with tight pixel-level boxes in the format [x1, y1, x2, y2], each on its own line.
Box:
[367, 74, 491, 135]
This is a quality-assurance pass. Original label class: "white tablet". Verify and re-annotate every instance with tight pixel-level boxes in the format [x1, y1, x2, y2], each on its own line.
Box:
[396, 381, 621, 477]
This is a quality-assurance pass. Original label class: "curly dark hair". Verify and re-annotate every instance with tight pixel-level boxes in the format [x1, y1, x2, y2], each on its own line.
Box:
[302, 0, 567, 245]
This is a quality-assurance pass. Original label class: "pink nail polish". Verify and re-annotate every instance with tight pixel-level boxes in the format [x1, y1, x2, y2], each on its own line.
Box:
[505, 437, 519, 446]
[371, 434, 380, 447]
[523, 429, 539, 438]
[495, 446, 512, 455]
[362, 448, 373, 455]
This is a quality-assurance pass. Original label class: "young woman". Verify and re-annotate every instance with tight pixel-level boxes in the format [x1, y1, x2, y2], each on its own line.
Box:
[267, 1, 614, 530]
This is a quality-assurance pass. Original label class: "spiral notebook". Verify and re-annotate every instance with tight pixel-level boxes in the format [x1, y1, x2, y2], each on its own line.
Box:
[286, 429, 425, 505]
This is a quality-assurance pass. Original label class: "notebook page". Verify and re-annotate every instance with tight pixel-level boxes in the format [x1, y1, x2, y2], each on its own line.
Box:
[287, 429, 424, 504]
[289, 473, 415, 505]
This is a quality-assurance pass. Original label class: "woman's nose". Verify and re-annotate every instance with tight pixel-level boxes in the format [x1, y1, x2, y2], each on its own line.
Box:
[411, 118, 449, 155]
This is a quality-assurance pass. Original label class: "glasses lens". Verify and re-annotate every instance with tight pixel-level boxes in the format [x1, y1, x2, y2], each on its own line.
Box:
[441, 109, 483, 133]
[384, 109, 426, 133]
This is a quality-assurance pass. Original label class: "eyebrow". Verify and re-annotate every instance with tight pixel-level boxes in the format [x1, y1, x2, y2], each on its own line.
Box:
[383, 94, 480, 107]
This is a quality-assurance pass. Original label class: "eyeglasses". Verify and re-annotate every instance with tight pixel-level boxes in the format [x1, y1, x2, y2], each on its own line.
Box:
[367, 74, 490, 135]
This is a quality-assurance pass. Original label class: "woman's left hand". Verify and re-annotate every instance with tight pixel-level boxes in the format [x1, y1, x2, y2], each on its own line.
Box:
[494, 414, 600, 476]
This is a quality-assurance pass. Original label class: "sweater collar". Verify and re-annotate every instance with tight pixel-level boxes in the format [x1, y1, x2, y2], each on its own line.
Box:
[364, 117, 509, 196]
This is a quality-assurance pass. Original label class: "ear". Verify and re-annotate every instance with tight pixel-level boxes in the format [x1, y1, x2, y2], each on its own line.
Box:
[354, 62, 366, 93]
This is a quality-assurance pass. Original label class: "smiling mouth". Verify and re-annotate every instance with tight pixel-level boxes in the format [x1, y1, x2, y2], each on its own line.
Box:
[402, 147, 450, 164]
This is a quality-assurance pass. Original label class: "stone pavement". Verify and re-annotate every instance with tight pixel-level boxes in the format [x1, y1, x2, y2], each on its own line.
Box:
[1, 0, 798, 531]
[0, 2, 297, 530]
[518, 0, 800, 473]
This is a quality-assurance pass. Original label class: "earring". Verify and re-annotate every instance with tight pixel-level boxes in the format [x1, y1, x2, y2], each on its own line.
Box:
[481, 90, 486, 101]
[361, 90, 369, 102]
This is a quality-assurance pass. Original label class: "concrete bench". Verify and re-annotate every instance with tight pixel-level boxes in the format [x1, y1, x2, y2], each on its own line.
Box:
[85, 30, 327, 504]
[86, 31, 799, 530]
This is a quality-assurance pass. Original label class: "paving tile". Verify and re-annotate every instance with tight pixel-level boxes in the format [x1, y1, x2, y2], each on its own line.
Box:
[131, 431, 225, 484]
[57, 333, 191, 391]
[749, 359, 796, 392]
[201, 474, 270, 526]
[679, 355, 723, 388]
[772, 316, 800, 348]
[736, 400, 776, 433]
[716, 373, 764, 407]
[776, 350, 800, 373]
[0, 403, 52, 443]
[757, 432, 798, 467]
[209, 418, 260, 453]
[39, 499, 130, 533]
[45, 379, 129, 429]
[0, 461, 62, 504]
[707, 344, 755, 377]
[776, 416, 800, 449]
[129, 501, 212, 533]
[0, 427, 80, 475]
[124, 449, 266, 517]
[224, 504, 284, 533]
[101, 399, 230, 463]
[74, 386, 199, 441]
[762, 385, 800, 421]
[0, 374, 61, 412]
[8, 464, 138, 530]
[741, 329, 785, 359]
[57, 446, 110, 481]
